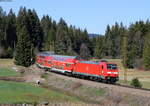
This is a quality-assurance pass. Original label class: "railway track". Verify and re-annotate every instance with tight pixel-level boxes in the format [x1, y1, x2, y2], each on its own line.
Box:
[40, 68, 150, 94]
[115, 83, 150, 92]
[43, 71, 150, 98]
[27, 64, 150, 98]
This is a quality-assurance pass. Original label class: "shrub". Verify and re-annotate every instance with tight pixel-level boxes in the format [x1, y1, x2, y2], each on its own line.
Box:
[130, 77, 142, 88]
[41, 74, 48, 79]
[0, 47, 13, 58]
[6, 47, 13, 58]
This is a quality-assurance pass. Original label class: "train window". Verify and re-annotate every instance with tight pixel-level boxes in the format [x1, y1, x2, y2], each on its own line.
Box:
[107, 64, 117, 70]
[102, 65, 104, 69]
[40, 62, 44, 65]
[40, 56, 45, 59]
[66, 63, 71, 67]
[60, 66, 64, 69]
[48, 61, 52, 64]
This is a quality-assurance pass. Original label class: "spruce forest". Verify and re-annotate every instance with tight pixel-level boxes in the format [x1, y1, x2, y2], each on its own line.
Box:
[0, 7, 150, 70]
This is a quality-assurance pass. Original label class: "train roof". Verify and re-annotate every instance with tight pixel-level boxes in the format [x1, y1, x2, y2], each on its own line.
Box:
[52, 55, 78, 61]
[37, 52, 78, 61]
[37, 51, 55, 56]
[79, 61, 100, 64]
[51, 55, 76, 59]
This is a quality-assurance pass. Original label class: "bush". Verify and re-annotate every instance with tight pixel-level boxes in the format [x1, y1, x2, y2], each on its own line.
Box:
[0, 47, 13, 58]
[130, 77, 142, 88]
[5, 47, 13, 58]
[41, 74, 48, 79]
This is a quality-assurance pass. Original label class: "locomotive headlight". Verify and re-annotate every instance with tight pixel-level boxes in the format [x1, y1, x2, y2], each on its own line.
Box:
[102, 71, 103, 73]
[114, 72, 118, 74]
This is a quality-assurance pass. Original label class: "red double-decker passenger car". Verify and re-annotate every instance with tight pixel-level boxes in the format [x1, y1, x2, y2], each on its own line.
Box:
[36, 52, 119, 83]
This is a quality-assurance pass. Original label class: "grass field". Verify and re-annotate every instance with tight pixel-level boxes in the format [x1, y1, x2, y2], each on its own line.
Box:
[0, 80, 80, 104]
[0, 68, 19, 77]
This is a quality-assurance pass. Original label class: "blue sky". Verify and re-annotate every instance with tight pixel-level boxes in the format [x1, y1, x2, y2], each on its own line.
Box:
[1, 0, 150, 34]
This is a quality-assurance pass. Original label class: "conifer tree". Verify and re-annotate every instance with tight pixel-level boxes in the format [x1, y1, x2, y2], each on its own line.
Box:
[5, 9, 16, 58]
[143, 33, 150, 70]
[14, 26, 32, 67]
[55, 18, 68, 54]
[27, 9, 43, 50]
[14, 7, 32, 67]
[80, 43, 91, 60]
[41, 15, 56, 51]
[94, 36, 104, 58]
[121, 36, 128, 67]
[0, 7, 6, 56]
[121, 36, 128, 82]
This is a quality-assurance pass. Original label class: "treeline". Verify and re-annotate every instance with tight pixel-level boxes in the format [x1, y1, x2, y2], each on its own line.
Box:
[0, 7, 91, 67]
[93, 22, 150, 70]
[0, 7, 150, 70]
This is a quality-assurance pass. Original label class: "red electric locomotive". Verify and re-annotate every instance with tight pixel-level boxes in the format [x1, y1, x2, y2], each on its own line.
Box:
[36, 52, 119, 83]
[73, 61, 119, 82]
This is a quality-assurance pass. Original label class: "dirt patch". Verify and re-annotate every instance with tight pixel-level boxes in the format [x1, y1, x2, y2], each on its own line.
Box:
[12, 65, 46, 84]
[24, 74, 45, 83]
[0, 76, 25, 82]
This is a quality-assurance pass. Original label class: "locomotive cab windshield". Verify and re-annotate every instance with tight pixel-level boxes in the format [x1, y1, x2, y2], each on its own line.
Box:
[107, 64, 117, 70]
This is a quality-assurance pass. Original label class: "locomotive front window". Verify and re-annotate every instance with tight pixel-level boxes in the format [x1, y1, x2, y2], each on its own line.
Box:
[107, 64, 117, 70]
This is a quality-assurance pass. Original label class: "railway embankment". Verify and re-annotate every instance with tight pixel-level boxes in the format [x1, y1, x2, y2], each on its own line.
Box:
[20, 65, 150, 106]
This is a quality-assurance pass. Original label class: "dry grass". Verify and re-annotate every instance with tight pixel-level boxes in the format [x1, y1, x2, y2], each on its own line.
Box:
[71, 82, 82, 90]
[0, 59, 14, 68]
